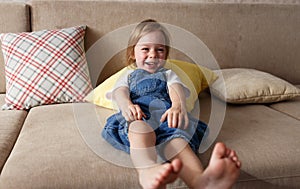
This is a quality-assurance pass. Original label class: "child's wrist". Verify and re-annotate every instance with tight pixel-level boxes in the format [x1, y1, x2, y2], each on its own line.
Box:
[119, 101, 133, 111]
[171, 103, 186, 111]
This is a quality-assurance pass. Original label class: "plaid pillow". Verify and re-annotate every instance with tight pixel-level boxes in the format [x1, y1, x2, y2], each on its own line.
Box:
[0, 26, 92, 110]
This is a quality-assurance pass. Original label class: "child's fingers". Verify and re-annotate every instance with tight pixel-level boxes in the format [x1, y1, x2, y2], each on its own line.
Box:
[122, 110, 134, 121]
[130, 104, 146, 120]
[161, 110, 182, 128]
[137, 109, 146, 120]
[160, 112, 167, 123]
[133, 105, 144, 120]
[173, 113, 188, 129]
[183, 114, 189, 129]
[160, 110, 188, 129]
[172, 112, 180, 128]
[141, 111, 146, 119]
[168, 112, 174, 127]
[128, 106, 137, 120]
[178, 113, 183, 128]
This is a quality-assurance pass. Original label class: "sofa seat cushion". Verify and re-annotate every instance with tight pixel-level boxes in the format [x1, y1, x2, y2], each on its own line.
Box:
[0, 103, 141, 189]
[0, 104, 138, 189]
[0, 94, 27, 172]
[93, 94, 300, 188]
[207, 103, 300, 188]
[269, 96, 300, 120]
[75, 103, 188, 188]
[269, 85, 300, 120]
[1, 98, 299, 189]
[78, 94, 300, 188]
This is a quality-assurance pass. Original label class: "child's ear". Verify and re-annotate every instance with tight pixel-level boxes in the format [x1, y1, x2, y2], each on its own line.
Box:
[130, 52, 135, 60]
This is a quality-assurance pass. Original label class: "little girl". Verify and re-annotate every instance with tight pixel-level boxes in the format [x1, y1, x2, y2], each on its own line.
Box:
[102, 19, 241, 189]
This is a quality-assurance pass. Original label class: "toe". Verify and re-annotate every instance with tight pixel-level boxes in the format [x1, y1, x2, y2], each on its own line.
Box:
[212, 142, 227, 159]
[171, 159, 182, 173]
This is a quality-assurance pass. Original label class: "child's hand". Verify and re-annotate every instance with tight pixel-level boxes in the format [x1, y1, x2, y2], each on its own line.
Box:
[160, 106, 189, 129]
[121, 104, 146, 122]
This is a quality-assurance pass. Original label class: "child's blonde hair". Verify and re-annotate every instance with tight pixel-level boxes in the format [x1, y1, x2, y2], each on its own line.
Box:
[126, 19, 171, 67]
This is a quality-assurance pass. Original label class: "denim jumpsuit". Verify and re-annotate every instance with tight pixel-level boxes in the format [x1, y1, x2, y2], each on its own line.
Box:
[102, 68, 207, 158]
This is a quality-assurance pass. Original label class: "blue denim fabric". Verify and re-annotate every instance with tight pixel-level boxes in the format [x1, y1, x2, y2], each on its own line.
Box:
[102, 68, 207, 157]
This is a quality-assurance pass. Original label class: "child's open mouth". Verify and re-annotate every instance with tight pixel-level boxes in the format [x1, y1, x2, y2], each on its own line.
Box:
[145, 62, 157, 66]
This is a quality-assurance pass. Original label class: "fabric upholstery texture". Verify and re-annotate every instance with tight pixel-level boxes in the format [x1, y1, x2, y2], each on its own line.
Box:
[210, 68, 300, 104]
[0, 94, 27, 172]
[0, 26, 92, 110]
[94, 97, 300, 188]
[270, 96, 300, 120]
[30, 1, 300, 84]
[2, 99, 299, 189]
[225, 105, 300, 187]
[204, 103, 300, 188]
[0, 103, 140, 189]
[0, 1, 299, 189]
[0, 2, 30, 93]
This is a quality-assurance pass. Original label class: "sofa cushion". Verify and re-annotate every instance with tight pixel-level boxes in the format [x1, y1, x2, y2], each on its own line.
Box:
[269, 85, 300, 120]
[0, 94, 27, 172]
[207, 103, 300, 188]
[0, 102, 192, 188]
[0, 2, 30, 93]
[83, 91, 300, 188]
[70, 96, 300, 189]
[30, 1, 300, 85]
[210, 68, 300, 104]
[0, 26, 92, 110]
[195, 92, 300, 188]
[1, 97, 299, 188]
[0, 103, 140, 188]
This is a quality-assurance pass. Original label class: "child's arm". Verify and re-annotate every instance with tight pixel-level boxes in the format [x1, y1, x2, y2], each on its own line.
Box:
[112, 86, 146, 121]
[160, 83, 189, 129]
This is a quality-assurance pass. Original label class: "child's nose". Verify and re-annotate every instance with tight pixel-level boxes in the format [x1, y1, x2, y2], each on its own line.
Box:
[148, 49, 157, 58]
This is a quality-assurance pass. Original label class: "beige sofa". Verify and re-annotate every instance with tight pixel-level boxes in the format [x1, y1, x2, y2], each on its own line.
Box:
[0, 1, 300, 189]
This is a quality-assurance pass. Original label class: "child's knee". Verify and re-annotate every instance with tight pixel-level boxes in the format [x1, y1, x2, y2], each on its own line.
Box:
[128, 120, 154, 135]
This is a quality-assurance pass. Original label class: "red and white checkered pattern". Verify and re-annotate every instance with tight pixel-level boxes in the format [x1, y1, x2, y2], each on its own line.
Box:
[0, 26, 92, 110]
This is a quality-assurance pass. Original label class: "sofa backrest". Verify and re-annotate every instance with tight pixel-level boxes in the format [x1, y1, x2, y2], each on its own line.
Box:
[18, 1, 300, 86]
[0, 2, 30, 93]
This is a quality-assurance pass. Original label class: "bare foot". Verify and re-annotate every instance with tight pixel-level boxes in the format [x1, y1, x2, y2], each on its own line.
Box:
[194, 142, 241, 189]
[138, 158, 182, 189]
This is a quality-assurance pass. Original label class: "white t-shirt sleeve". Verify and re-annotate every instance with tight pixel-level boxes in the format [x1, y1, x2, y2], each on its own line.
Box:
[105, 70, 133, 100]
[166, 70, 190, 98]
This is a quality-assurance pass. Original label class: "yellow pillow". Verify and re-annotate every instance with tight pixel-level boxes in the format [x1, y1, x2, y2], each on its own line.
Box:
[84, 59, 217, 112]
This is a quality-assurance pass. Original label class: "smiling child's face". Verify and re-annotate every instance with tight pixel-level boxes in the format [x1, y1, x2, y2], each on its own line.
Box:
[133, 31, 167, 73]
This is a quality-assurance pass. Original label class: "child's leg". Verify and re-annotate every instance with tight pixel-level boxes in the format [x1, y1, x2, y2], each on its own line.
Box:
[164, 138, 241, 189]
[128, 120, 157, 167]
[128, 120, 182, 189]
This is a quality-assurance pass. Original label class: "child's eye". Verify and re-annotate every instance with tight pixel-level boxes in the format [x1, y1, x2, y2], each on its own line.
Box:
[157, 48, 165, 52]
[141, 48, 149, 51]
